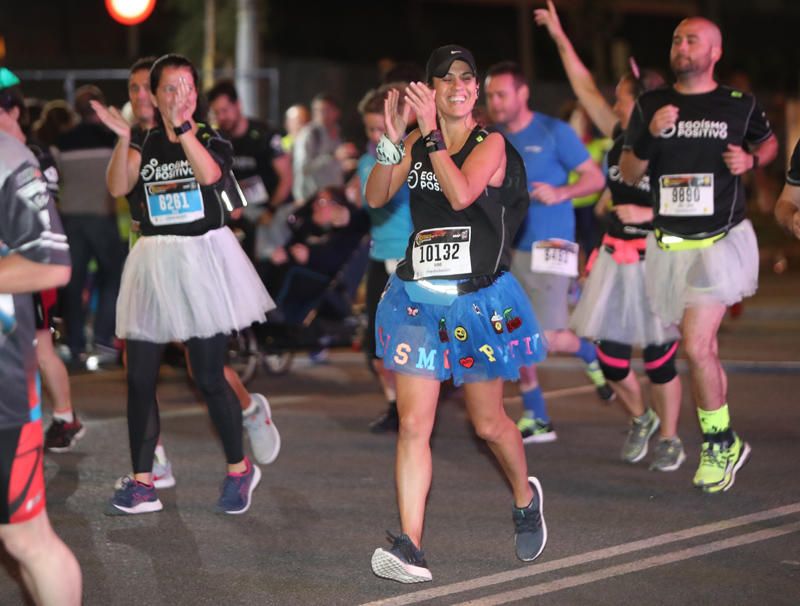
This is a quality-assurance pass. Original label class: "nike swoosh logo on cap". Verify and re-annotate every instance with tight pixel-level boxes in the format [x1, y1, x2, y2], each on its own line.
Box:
[450, 50, 460, 54]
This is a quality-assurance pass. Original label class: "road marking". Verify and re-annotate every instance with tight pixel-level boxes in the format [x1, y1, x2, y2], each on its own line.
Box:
[454, 521, 800, 605]
[359, 502, 800, 606]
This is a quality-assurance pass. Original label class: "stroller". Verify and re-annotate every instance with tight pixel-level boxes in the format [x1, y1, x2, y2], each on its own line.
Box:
[228, 196, 371, 381]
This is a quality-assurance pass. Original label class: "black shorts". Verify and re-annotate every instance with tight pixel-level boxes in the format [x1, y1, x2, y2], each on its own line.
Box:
[33, 289, 57, 332]
[0, 420, 45, 524]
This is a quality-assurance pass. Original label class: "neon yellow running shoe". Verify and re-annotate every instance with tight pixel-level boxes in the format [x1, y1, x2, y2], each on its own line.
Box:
[517, 417, 557, 444]
[693, 434, 751, 493]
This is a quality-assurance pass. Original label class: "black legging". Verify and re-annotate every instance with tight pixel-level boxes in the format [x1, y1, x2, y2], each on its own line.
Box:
[126, 334, 244, 474]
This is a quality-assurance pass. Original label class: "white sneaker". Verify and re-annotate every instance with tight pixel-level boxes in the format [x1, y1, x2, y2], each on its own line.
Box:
[114, 454, 176, 490]
[243, 393, 281, 465]
[152, 456, 176, 489]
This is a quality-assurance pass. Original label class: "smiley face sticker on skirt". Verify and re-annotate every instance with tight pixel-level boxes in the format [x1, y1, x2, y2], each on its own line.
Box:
[454, 326, 468, 341]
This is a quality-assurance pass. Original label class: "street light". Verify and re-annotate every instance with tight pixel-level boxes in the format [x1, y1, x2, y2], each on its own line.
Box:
[105, 0, 157, 26]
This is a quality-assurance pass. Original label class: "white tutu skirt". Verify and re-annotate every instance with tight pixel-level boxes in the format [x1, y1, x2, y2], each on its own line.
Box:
[116, 227, 275, 343]
[570, 249, 679, 348]
[645, 219, 759, 326]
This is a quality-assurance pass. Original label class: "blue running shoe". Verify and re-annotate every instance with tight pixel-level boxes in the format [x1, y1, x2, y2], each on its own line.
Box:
[106, 477, 163, 516]
[216, 458, 261, 515]
[513, 476, 547, 562]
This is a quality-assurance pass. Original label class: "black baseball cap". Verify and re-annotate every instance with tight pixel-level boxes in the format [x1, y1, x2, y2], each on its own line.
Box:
[425, 45, 478, 83]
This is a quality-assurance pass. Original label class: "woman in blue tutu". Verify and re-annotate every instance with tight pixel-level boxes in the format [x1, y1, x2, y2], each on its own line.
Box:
[365, 45, 548, 584]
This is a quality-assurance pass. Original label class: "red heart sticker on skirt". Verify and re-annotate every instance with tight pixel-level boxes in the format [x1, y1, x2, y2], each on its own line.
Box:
[459, 357, 475, 368]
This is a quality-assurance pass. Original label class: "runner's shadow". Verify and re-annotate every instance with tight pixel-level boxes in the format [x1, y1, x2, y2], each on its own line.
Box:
[105, 495, 229, 605]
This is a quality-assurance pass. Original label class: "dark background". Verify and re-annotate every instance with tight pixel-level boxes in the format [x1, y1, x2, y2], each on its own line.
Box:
[3, 0, 800, 142]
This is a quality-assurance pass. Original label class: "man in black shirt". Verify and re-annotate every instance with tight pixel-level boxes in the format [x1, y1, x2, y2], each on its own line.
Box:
[208, 80, 292, 259]
[621, 17, 777, 494]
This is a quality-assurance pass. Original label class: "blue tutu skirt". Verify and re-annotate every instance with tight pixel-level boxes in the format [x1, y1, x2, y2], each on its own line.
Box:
[375, 272, 547, 386]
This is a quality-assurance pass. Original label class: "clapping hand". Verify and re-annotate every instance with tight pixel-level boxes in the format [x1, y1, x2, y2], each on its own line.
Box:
[384, 88, 412, 144]
[404, 82, 437, 137]
[89, 100, 131, 139]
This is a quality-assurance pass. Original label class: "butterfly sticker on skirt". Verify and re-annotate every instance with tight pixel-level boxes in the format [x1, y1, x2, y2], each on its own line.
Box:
[406, 306, 420, 317]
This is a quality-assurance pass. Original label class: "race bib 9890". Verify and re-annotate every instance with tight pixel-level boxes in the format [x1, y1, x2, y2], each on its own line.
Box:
[659, 173, 714, 217]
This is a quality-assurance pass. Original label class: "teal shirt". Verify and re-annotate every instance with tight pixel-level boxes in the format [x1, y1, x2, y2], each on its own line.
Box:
[357, 153, 412, 261]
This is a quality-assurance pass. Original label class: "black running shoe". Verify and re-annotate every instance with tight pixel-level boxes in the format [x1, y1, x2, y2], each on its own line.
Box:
[371, 531, 432, 583]
[44, 417, 86, 453]
[369, 404, 399, 434]
[513, 476, 547, 562]
[595, 383, 615, 402]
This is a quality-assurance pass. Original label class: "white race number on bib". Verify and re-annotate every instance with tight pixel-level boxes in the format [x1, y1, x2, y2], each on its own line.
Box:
[531, 239, 579, 277]
[412, 227, 471, 279]
[145, 178, 205, 226]
[659, 173, 714, 216]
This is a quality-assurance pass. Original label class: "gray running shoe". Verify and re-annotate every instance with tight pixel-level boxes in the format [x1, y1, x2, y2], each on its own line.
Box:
[513, 476, 547, 562]
[649, 437, 687, 472]
[243, 393, 281, 465]
[621, 409, 660, 463]
[371, 532, 432, 583]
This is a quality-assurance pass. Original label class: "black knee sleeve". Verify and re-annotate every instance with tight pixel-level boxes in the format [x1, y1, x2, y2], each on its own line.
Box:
[596, 340, 632, 383]
[643, 341, 679, 384]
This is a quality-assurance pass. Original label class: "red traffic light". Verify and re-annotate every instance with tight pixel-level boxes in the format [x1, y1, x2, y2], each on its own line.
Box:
[106, 0, 157, 26]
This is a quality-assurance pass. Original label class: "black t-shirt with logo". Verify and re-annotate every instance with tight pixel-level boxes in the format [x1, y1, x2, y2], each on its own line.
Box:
[396, 127, 529, 281]
[624, 85, 772, 237]
[606, 124, 652, 240]
[228, 119, 285, 208]
[128, 124, 233, 237]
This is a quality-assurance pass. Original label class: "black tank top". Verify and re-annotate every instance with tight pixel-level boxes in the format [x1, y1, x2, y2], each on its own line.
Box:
[396, 127, 529, 281]
[605, 125, 653, 240]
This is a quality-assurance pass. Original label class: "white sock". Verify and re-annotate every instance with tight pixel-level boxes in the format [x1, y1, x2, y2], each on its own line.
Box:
[53, 410, 74, 424]
[242, 397, 258, 417]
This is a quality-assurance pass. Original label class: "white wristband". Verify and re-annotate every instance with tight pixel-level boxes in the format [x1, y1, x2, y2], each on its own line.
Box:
[376, 134, 405, 165]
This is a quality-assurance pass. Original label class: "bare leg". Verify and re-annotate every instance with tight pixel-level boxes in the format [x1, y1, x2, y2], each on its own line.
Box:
[681, 303, 727, 411]
[651, 375, 682, 439]
[0, 509, 82, 606]
[609, 372, 646, 417]
[464, 379, 533, 508]
[395, 374, 440, 548]
[519, 364, 539, 392]
[35, 330, 72, 414]
[543, 328, 580, 354]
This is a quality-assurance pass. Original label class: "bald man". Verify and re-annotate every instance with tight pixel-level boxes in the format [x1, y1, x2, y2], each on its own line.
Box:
[620, 17, 777, 494]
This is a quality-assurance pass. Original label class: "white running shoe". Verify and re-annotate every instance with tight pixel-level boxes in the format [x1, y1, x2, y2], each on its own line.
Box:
[243, 393, 281, 465]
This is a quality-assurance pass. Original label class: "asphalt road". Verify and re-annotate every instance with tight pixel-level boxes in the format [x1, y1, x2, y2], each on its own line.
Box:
[1, 271, 798, 605]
